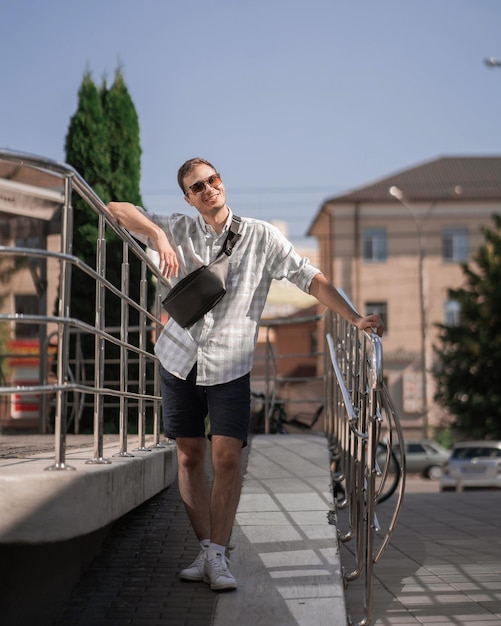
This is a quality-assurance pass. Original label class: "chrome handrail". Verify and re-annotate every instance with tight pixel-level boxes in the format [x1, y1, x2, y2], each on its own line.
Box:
[324, 296, 405, 626]
[254, 301, 405, 625]
[0, 149, 167, 466]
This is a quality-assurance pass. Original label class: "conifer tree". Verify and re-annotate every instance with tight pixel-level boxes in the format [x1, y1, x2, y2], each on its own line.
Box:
[65, 70, 111, 325]
[64, 71, 110, 417]
[102, 67, 143, 205]
[64, 68, 148, 430]
[434, 214, 501, 439]
[101, 67, 149, 416]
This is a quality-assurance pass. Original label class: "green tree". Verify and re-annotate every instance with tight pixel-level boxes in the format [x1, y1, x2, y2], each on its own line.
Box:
[64, 68, 148, 431]
[64, 70, 111, 328]
[433, 214, 501, 439]
[101, 67, 150, 427]
[102, 67, 143, 205]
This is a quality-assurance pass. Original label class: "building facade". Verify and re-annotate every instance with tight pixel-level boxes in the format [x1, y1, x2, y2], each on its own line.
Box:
[0, 160, 63, 429]
[309, 156, 501, 438]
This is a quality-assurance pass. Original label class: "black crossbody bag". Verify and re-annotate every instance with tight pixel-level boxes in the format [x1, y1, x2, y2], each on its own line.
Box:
[162, 216, 242, 328]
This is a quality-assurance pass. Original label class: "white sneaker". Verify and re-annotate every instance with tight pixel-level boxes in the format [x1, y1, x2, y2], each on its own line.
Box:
[203, 552, 237, 591]
[178, 549, 206, 581]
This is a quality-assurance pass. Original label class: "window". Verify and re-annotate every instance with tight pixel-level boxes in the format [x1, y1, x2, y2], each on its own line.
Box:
[444, 300, 461, 327]
[407, 443, 426, 454]
[442, 227, 468, 262]
[362, 228, 387, 262]
[366, 301, 388, 331]
[14, 294, 39, 338]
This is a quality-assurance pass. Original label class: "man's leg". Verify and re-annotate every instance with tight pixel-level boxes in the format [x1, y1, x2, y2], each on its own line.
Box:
[209, 435, 243, 546]
[176, 436, 211, 541]
[200, 434, 242, 591]
[176, 436, 212, 582]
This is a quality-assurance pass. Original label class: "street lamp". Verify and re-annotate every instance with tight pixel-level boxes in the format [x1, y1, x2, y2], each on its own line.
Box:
[389, 186, 431, 437]
[484, 57, 501, 68]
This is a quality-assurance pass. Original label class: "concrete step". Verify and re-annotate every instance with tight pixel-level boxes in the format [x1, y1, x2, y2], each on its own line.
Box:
[0, 435, 177, 543]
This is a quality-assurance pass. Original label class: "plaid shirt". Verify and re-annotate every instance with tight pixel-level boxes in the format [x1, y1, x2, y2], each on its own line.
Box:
[152, 209, 320, 385]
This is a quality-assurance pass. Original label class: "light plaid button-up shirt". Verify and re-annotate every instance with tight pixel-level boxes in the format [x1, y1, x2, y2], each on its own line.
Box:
[152, 209, 320, 385]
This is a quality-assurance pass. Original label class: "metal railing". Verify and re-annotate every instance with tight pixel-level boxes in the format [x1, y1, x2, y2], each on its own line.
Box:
[325, 298, 405, 626]
[253, 303, 405, 626]
[0, 149, 167, 467]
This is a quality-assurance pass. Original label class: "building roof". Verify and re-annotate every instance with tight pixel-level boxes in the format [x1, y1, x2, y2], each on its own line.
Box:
[0, 161, 64, 192]
[323, 156, 501, 205]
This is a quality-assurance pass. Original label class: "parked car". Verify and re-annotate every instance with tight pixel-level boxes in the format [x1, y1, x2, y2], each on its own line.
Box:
[440, 440, 501, 492]
[402, 440, 450, 479]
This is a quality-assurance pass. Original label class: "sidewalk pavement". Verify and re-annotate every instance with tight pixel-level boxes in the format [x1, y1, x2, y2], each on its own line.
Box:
[3, 433, 501, 626]
[56, 452, 501, 626]
[55, 434, 346, 626]
[341, 480, 501, 626]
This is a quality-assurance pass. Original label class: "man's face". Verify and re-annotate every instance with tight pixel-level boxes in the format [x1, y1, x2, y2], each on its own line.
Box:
[183, 164, 227, 216]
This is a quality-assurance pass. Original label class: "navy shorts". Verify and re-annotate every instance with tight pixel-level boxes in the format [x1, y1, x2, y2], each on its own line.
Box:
[159, 364, 251, 446]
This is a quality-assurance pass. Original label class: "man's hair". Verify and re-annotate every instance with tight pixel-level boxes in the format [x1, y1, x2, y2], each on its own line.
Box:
[177, 157, 217, 194]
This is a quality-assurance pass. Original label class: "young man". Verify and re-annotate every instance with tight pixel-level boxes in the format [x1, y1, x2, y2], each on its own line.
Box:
[106, 157, 384, 592]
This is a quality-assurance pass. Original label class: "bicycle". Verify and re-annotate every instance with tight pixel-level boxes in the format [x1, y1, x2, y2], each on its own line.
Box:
[250, 391, 324, 435]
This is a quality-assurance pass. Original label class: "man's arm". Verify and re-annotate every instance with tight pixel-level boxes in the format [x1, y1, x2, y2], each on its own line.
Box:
[309, 273, 385, 337]
[105, 202, 179, 278]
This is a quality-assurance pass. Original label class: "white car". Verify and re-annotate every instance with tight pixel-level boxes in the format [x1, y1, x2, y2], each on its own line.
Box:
[440, 440, 501, 492]
[403, 440, 450, 479]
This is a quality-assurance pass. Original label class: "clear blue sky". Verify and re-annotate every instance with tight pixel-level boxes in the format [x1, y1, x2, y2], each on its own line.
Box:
[1, 0, 500, 244]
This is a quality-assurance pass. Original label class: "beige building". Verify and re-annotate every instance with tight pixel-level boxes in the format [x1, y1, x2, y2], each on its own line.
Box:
[0, 161, 63, 338]
[0, 162, 63, 429]
[309, 156, 501, 439]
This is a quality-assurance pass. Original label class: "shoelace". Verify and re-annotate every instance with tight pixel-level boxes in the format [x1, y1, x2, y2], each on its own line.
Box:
[207, 555, 229, 574]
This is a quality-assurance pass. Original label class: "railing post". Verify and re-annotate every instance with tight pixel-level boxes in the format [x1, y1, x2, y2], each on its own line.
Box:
[46, 174, 75, 471]
[135, 262, 150, 452]
[264, 325, 272, 434]
[87, 214, 111, 465]
[114, 242, 133, 458]
[152, 279, 166, 448]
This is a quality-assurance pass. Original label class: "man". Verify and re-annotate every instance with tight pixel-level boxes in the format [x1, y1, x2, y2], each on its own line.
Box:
[106, 157, 384, 592]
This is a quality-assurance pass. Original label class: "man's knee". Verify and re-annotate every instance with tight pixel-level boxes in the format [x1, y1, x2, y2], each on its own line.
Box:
[176, 437, 206, 471]
[212, 436, 242, 474]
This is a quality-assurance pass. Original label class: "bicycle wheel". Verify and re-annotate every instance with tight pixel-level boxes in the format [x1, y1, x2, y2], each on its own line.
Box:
[375, 442, 401, 503]
[269, 402, 289, 434]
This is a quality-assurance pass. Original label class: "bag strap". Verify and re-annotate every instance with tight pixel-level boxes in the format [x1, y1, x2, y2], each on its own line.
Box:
[221, 215, 242, 257]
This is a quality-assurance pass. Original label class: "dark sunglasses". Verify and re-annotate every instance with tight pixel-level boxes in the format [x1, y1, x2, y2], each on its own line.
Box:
[186, 173, 222, 195]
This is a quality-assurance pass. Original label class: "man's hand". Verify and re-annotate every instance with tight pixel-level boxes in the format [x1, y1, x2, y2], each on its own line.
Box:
[106, 202, 179, 278]
[153, 229, 179, 279]
[309, 274, 384, 337]
[354, 314, 385, 337]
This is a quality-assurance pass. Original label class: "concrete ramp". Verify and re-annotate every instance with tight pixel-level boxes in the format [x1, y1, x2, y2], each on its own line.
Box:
[214, 434, 347, 626]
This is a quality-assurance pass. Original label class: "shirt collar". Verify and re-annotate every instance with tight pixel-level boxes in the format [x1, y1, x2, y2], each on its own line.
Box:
[196, 207, 233, 235]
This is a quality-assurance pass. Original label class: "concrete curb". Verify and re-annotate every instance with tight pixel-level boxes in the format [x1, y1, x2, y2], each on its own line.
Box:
[0, 440, 178, 543]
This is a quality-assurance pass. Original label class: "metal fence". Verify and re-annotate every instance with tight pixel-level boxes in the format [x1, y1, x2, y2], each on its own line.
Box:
[0, 149, 167, 466]
[251, 304, 405, 626]
[325, 299, 405, 625]
[0, 149, 404, 625]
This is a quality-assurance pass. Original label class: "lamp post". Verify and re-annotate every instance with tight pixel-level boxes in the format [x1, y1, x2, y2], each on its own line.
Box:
[484, 57, 501, 68]
[388, 186, 435, 438]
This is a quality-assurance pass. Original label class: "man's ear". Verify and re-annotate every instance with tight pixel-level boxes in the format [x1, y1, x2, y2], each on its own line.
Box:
[184, 194, 193, 207]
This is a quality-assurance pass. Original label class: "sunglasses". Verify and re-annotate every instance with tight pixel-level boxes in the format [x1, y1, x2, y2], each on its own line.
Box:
[186, 173, 222, 195]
